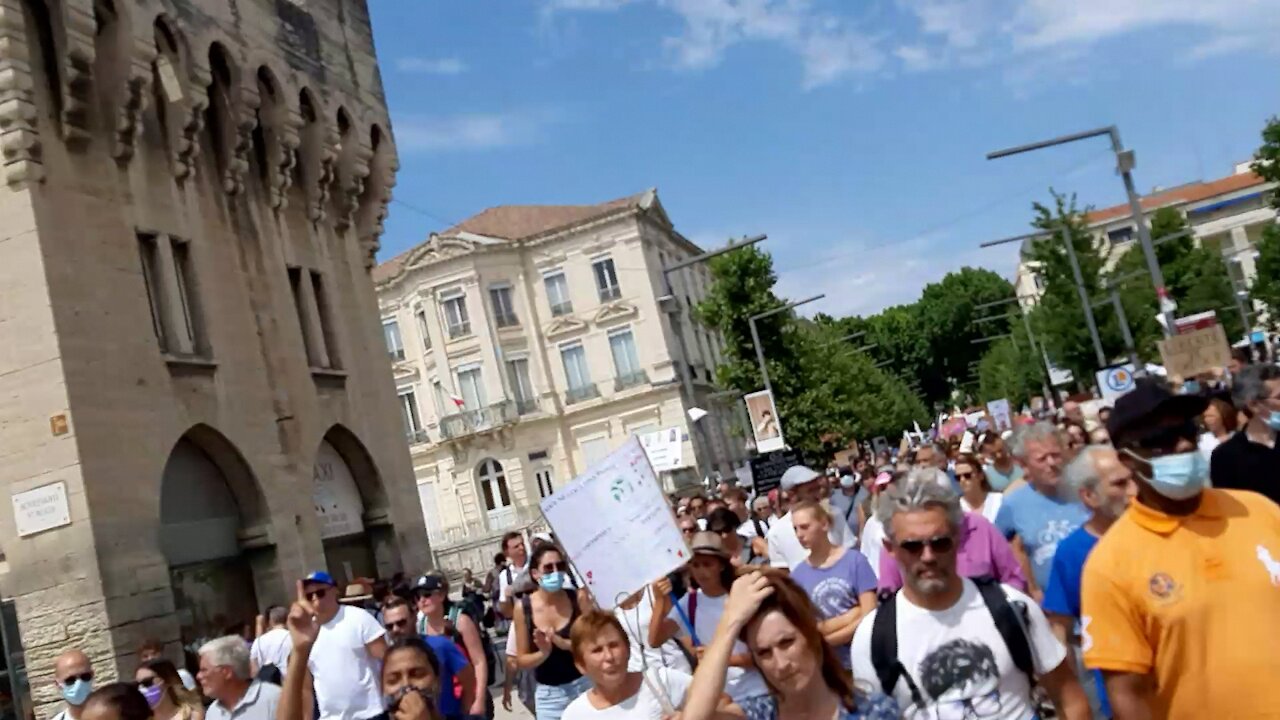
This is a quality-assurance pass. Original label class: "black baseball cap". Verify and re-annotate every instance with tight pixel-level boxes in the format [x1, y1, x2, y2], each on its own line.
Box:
[1107, 378, 1208, 447]
[413, 574, 445, 595]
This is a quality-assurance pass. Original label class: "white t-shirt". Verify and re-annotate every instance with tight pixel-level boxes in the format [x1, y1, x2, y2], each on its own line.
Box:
[499, 561, 529, 605]
[961, 493, 1004, 526]
[859, 515, 885, 580]
[307, 605, 387, 720]
[669, 592, 768, 703]
[250, 627, 293, 673]
[850, 579, 1066, 720]
[737, 516, 769, 540]
[616, 589, 692, 674]
[562, 668, 693, 720]
[767, 509, 856, 570]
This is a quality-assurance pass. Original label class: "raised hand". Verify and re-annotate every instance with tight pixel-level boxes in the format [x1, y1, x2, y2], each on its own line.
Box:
[533, 627, 552, 654]
[723, 572, 773, 630]
[392, 688, 431, 720]
[287, 580, 323, 649]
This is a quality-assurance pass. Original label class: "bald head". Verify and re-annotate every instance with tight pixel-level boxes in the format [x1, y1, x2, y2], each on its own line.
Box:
[55, 649, 91, 682]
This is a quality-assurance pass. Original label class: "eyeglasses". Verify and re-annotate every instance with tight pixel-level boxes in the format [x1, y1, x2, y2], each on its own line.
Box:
[305, 588, 331, 601]
[954, 471, 975, 480]
[540, 561, 568, 573]
[896, 535, 955, 556]
[137, 677, 161, 689]
[384, 618, 410, 631]
[61, 672, 93, 685]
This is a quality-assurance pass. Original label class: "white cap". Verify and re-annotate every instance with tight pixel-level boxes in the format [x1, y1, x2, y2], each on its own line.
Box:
[779, 465, 820, 491]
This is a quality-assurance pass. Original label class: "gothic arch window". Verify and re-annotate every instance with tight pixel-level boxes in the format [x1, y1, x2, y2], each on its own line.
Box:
[476, 458, 511, 514]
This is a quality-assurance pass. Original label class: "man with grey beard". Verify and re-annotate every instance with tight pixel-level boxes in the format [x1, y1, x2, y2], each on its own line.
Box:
[1043, 445, 1137, 719]
[850, 478, 1089, 720]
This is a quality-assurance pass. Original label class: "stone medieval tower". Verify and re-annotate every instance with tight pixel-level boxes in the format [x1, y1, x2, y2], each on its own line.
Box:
[0, 0, 427, 714]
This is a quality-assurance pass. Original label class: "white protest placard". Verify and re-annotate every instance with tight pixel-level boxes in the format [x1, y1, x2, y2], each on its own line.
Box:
[745, 390, 785, 453]
[540, 436, 688, 609]
[13, 481, 71, 537]
[987, 399, 1012, 432]
[1095, 364, 1137, 402]
[638, 426, 686, 472]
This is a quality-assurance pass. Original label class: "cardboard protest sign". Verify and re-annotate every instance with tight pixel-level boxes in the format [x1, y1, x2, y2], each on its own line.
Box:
[1157, 325, 1231, 379]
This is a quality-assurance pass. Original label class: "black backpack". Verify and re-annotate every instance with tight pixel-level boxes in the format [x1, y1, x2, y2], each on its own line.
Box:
[870, 576, 1035, 708]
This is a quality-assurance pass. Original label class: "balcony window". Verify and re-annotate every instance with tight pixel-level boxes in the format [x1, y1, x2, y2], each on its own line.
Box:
[545, 272, 573, 317]
[415, 309, 432, 350]
[399, 390, 425, 443]
[442, 293, 471, 338]
[489, 285, 519, 328]
[593, 257, 621, 302]
[535, 468, 554, 498]
[507, 358, 538, 415]
[561, 343, 597, 404]
[609, 329, 646, 390]
[456, 365, 487, 411]
[383, 319, 405, 361]
[477, 458, 513, 522]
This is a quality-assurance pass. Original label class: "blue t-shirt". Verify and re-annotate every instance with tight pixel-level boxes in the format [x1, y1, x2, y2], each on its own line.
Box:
[1043, 526, 1112, 719]
[790, 549, 877, 668]
[984, 463, 1024, 492]
[423, 634, 470, 718]
[994, 484, 1088, 590]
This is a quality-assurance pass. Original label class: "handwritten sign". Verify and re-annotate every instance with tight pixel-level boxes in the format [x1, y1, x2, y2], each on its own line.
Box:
[13, 482, 71, 537]
[639, 427, 686, 472]
[541, 436, 687, 609]
[1158, 325, 1231, 380]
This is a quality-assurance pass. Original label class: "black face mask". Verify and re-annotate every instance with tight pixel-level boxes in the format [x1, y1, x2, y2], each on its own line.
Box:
[383, 685, 436, 713]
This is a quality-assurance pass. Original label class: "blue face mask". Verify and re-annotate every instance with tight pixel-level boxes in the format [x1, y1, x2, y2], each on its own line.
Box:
[62, 679, 92, 707]
[1125, 449, 1207, 500]
[539, 572, 565, 593]
[1266, 412, 1280, 432]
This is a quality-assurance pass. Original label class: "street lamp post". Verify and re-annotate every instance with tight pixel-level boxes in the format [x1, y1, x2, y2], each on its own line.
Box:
[988, 125, 1176, 336]
[747, 294, 825, 397]
[661, 234, 767, 481]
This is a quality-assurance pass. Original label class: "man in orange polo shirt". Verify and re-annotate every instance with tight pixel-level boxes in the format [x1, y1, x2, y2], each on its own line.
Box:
[1082, 379, 1280, 719]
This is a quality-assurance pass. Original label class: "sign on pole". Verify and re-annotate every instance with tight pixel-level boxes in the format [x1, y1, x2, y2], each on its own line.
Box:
[744, 390, 786, 454]
[540, 437, 688, 610]
[638, 426, 686, 472]
[748, 449, 802, 495]
[1095, 364, 1137, 402]
[1157, 325, 1232, 379]
[986, 399, 1012, 432]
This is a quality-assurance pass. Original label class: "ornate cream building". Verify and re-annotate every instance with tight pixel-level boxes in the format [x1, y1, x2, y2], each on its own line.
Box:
[0, 0, 426, 715]
[374, 190, 745, 573]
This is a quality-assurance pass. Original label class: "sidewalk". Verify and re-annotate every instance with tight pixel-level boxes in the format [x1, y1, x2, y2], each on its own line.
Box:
[490, 691, 534, 720]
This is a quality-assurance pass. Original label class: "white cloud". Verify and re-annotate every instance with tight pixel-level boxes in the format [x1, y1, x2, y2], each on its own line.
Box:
[393, 109, 567, 153]
[397, 57, 468, 75]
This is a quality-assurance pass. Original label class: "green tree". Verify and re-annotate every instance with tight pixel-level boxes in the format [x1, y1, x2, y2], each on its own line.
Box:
[1251, 116, 1280, 325]
[1024, 192, 1125, 382]
[976, 328, 1044, 408]
[696, 246, 927, 458]
[916, 268, 1017, 399]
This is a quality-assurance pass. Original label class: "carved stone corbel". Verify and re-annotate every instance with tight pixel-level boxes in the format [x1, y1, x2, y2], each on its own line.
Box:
[264, 105, 300, 209]
[60, 0, 95, 148]
[0, 0, 44, 188]
[220, 81, 259, 195]
[171, 57, 210, 182]
[300, 115, 337, 224]
[332, 127, 372, 232]
[111, 37, 155, 163]
[358, 151, 397, 269]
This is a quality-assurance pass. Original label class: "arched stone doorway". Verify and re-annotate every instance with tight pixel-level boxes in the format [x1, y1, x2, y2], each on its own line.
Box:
[314, 426, 395, 582]
[160, 425, 273, 652]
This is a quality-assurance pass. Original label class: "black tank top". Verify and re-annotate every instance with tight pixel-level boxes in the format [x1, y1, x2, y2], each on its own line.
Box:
[522, 592, 582, 686]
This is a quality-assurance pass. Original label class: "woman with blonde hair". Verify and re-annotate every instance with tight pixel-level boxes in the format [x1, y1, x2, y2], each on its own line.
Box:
[788, 502, 877, 667]
[134, 660, 203, 720]
[680, 571, 898, 720]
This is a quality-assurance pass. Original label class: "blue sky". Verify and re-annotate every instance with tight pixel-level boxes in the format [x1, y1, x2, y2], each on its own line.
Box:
[366, 0, 1280, 318]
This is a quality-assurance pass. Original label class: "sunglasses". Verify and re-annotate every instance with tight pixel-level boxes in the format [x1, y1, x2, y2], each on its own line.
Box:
[540, 561, 568, 573]
[305, 588, 331, 601]
[61, 672, 93, 685]
[137, 677, 161, 689]
[897, 535, 955, 556]
[384, 618, 411, 631]
[955, 471, 976, 480]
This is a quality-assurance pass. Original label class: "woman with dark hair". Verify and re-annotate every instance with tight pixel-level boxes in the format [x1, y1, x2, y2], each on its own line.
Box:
[278, 584, 445, 720]
[1199, 396, 1237, 463]
[134, 660, 202, 720]
[649, 533, 768, 706]
[953, 453, 1002, 524]
[513, 544, 591, 720]
[705, 508, 751, 566]
[80, 684, 152, 720]
[680, 572, 898, 720]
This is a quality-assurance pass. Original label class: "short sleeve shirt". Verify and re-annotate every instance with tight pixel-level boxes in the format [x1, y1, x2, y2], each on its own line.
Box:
[791, 549, 877, 667]
[308, 606, 387, 720]
[207, 681, 282, 720]
[994, 484, 1088, 589]
[1081, 489, 1280, 719]
[423, 634, 469, 717]
[561, 668, 692, 720]
[1041, 526, 1111, 719]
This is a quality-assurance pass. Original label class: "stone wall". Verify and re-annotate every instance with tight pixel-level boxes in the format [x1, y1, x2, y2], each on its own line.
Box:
[0, 1, 426, 715]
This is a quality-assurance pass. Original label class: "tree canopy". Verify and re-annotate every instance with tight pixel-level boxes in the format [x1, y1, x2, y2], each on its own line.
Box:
[1251, 115, 1280, 327]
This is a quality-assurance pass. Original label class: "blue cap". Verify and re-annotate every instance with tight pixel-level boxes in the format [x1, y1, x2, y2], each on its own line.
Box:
[302, 570, 337, 586]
